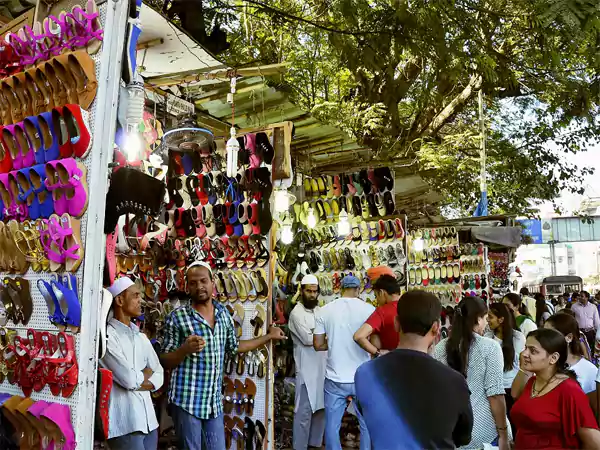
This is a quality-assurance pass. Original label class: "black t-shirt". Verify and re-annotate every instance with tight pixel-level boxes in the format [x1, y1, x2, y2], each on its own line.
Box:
[355, 349, 473, 449]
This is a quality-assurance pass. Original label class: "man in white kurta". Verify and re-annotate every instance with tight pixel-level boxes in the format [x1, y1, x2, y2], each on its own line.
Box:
[288, 274, 327, 450]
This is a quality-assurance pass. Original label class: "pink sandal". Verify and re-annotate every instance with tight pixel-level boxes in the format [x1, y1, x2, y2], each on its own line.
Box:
[70, 0, 104, 54]
[54, 158, 89, 218]
[40, 402, 76, 450]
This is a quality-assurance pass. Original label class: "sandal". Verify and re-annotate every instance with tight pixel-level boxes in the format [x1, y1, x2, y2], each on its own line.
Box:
[223, 377, 234, 414]
[234, 379, 245, 414]
[232, 303, 245, 338]
[250, 304, 265, 337]
[244, 378, 256, 416]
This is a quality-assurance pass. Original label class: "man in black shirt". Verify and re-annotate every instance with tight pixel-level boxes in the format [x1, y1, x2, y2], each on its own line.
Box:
[355, 291, 473, 449]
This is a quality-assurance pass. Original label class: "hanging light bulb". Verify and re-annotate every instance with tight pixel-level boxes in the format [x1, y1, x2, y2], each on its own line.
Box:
[281, 222, 293, 244]
[307, 207, 317, 229]
[274, 189, 290, 213]
[338, 210, 350, 235]
[226, 127, 239, 177]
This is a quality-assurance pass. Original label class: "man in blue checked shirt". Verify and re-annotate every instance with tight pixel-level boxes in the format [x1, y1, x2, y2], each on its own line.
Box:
[160, 261, 286, 449]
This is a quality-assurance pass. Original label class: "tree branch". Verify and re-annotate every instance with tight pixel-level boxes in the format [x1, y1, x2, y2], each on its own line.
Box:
[419, 74, 483, 137]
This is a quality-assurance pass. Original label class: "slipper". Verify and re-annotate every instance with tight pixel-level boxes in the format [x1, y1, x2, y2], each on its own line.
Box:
[245, 378, 257, 415]
[224, 415, 234, 449]
[232, 416, 245, 450]
[234, 379, 245, 415]
[223, 377, 235, 414]
[255, 420, 266, 449]
[60, 214, 84, 272]
[250, 304, 265, 337]
[421, 266, 429, 286]
[245, 417, 257, 446]
[408, 268, 416, 286]
[232, 303, 245, 338]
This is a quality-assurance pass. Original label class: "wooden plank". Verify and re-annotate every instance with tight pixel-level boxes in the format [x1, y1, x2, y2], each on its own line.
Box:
[0, 8, 33, 36]
[146, 63, 289, 87]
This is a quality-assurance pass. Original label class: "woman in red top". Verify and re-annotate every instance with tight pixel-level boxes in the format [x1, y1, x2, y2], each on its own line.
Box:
[511, 328, 600, 449]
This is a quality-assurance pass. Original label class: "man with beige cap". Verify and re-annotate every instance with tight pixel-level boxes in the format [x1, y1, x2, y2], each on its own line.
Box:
[289, 274, 327, 449]
[101, 277, 164, 450]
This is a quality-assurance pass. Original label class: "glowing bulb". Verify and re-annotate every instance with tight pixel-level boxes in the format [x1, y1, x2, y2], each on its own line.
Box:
[412, 237, 424, 252]
[307, 207, 317, 229]
[123, 130, 144, 162]
[226, 127, 239, 177]
[338, 210, 350, 235]
[274, 189, 290, 213]
[281, 223, 293, 244]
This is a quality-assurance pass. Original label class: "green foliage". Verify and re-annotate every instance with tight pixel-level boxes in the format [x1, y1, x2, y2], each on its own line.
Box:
[196, 0, 600, 215]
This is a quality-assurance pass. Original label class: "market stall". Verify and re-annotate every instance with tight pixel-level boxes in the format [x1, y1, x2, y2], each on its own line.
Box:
[0, 0, 130, 447]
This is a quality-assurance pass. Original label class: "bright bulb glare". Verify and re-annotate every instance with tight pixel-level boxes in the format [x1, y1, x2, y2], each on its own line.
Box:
[338, 211, 350, 235]
[307, 207, 317, 229]
[123, 131, 144, 162]
[412, 237, 424, 252]
[274, 190, 290, 213]
[281, 223, 293, 244]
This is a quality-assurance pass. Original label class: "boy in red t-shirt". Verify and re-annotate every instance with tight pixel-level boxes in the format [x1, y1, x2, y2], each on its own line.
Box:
[353, 275, 402, 356]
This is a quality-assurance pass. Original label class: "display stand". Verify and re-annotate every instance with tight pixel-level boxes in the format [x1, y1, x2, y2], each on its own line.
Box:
[75, 0, 130, 447]
[0, 0, 128, 446]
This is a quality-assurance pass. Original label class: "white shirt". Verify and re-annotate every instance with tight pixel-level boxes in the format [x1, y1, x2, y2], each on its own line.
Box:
[486, 330, 526, 389]
[573, 357, 598, 394]
[100, 319, 163, 438]
[518, 316, 537, 337]
[314, 297, 375, 383]
[434, 334, 511, 449]
[288, 302, 327, 412]
[571, 302, 600, 330]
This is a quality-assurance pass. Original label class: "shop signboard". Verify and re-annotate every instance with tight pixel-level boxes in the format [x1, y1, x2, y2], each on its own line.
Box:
[518, 219, 543, 244]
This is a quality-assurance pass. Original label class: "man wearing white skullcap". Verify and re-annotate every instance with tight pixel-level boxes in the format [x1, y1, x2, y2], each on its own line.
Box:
[288, 274, 327, 449]
[100, 277, 164, 450]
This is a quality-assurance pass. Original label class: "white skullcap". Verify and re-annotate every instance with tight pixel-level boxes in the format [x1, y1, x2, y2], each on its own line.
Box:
[301, 274, 319, 286]
[107, 277, 135, 298]
[187, 261, 213, 276]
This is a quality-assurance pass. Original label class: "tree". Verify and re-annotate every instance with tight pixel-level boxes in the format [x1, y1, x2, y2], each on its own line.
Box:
[176, 0, 600, 215]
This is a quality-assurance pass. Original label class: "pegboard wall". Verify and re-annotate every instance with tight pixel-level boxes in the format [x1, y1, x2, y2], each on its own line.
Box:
[229, 294, 269, 432]
[0, 3, 108, 440]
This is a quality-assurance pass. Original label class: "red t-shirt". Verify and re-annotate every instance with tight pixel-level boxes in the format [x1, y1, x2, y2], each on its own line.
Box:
[511, 377, 598, 449]
[365, 301, 399, 350]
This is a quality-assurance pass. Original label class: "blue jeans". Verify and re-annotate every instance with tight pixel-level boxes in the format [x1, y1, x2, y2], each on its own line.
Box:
[169, 404, 226, 450]
[108, 429, 158, 450]
[324, 378, 371, 450]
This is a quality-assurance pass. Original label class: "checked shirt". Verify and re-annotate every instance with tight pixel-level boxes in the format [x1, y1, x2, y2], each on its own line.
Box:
[162, 301, 238, 419]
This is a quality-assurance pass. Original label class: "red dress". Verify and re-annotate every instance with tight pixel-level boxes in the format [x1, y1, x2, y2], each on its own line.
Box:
[511, 377, 598, 449]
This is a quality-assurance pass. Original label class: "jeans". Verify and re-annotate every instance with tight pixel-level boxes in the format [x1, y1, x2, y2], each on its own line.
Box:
[324, 378, 371, 450]
[108, 429, 158, 450]
[169, 404, 226, 450]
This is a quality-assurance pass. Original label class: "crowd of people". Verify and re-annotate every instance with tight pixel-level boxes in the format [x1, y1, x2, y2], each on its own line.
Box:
[289, 275, 600, 450]
[96, 260, 600, 450]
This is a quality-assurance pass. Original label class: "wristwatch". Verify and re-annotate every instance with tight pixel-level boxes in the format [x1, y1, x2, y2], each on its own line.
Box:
[373, 350, 381, 358]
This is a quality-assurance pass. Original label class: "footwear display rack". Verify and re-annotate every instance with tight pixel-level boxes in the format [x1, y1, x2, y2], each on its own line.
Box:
[296, 214, 408, 306]
[406, 227, 491, 304]
[0, 0, 131, 447]
[121, 126, 277, 449]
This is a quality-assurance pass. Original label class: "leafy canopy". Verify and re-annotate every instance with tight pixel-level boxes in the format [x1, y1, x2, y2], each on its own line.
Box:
[191, 0, 600, 215]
